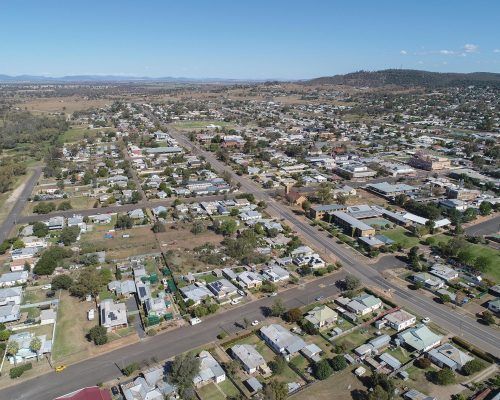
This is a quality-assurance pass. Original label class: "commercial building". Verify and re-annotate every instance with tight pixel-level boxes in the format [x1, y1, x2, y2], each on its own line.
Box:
[408, 152, 451, 171]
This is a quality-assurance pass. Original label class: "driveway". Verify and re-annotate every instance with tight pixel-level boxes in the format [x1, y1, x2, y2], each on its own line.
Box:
[125, 296, 145, 339]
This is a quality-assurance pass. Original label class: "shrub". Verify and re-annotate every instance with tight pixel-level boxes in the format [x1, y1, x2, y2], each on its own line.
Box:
[122, 362, 139, 376]
[330, 355, 347, 371]
[51, 275, 74, 290]
[431, 368, 455, 385]
[269, 356, 287, 374]
[88, 325, 108, 345]
[462, 359, 485, 376]
[10, 363, 32, 379]
[313, 359, 333, 380]
[415, 357, 431, 369]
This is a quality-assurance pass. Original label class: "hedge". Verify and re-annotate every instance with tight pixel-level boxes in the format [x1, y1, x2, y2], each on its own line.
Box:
[10, 363, 32, 379]
[451, 337, 496, 363]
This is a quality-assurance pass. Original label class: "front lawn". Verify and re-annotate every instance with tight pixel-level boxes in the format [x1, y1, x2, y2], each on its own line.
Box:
[196, 382, 225, 400]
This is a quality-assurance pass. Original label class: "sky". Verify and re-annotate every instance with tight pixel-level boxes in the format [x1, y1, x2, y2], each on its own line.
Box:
[1, 0, 499, 79]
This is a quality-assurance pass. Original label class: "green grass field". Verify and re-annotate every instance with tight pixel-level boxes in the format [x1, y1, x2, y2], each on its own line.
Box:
[59, 127, 98, 143]
[381, 227, 421, 248]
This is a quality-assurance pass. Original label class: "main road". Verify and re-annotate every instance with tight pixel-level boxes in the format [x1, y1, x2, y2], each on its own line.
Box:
[169, 129, 500, 357]
[1, 132, 498, 399]
[0, 271, 347, 400]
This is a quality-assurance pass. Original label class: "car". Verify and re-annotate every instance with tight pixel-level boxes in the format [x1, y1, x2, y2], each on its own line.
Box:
[111, 386, 120, 396]
[190, 317, 202, 325]
[251, 320, 259, 326]
[55, 365, 67, 373]
[237, 289, 246, 297]
[269, 292, 278, 297]
[315, 296, 324, 301]
[422, 317, 431, 324]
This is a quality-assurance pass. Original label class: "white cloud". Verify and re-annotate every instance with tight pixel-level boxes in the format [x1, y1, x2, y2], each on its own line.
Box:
[439, 50, 455, 55]
[494, 49, 500, 53]
[417, 60, 424, 65]
[400, 50, 407, 55]
[463, 43, 478, 53]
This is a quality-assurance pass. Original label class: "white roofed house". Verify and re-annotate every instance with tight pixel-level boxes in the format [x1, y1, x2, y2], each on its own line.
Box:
[0, 286, 23, 306]
[427, 343, 473, 371]
[7, 332, 52, 364]
[10, 247, 39, 261]
[128, 208, 145, 220]
[340, 294, 382, 316]
[180, 284, 214, 305]
[0, 303, 21, 323]
[193, 350, 226, 387]
[237, 271, 263, 289]
[382, 309, 416, 332]
[262, 265, 290, 283]
[231, 344, 269, 374]
[260, 324, 306, 359]
[21, 236, 48, 249]
[0, 271, 28, 288]
[207, 279, 238, 300]
[48, 216, 65, 230]
[99, 299, 128, 332]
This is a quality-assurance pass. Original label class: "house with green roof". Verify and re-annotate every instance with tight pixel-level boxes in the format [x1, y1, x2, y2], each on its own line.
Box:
[397, 325, 442, 353]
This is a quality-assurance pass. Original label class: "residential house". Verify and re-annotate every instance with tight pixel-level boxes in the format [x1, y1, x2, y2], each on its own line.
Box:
[412, 272, 445, 290]
[180, 284, 214, 305]
[339, 294, 382, 316]
[0, 303, 20, 323]
[121, 377, 163, 400]
[193, 351, 226, 387]
[237, 271, 263, 289]
[207, 279, 238, 299]
[99, 299, 128, 332]
[260, 324, 306, 358]
[0, 286, 23, 306]
[397, 325, 442, 353]
[262, 265, 290, 283]
[8, 332, 52, 363]
[427, 343, 473, 371]
[429, 264, 459, 282]
[0, 271, 28, 287]
[382, 310, 416, 332]
[55, 387, 112, 400]
[304, 305, 338, 328]
[231, 344, 269, 374]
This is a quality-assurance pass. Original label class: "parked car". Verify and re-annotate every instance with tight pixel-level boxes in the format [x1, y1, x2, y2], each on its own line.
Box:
[251, 320, 259, 326]
[422, 317, 431, 324]
[190, 317, 202, 325]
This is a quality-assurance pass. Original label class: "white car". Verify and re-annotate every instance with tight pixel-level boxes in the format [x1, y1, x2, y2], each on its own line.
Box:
[190, 317, 202, 325]
[251, 320, 259, 326]
[269, 292, 278, 297]
[422, 317, 431, 324]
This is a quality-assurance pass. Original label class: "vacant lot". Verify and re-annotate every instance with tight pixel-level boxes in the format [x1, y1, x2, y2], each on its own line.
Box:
[17, 96, 112, 114]
[81, 225, 159, 259]
[52, 291, 96, 363]
[291, 367, 365, 400]
[23, 196, 96, 215]
[171, 120, 234, 131]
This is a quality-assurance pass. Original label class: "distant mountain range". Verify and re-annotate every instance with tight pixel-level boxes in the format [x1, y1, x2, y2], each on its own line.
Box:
[0, 74, 262, 84]
[305, 69, 500, 88]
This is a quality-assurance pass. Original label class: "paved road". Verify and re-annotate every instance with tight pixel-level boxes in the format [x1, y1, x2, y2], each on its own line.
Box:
[0, 272, 346, 400]
[169, 130, 500, 356]
[2, 133, 499, 398]
[13, 194, 231, 225]
[0, 166, 43, 243]
[465, 215, 500, 236]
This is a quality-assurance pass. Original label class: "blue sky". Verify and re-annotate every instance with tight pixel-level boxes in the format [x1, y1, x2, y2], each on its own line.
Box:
[1, 0, 499, 79]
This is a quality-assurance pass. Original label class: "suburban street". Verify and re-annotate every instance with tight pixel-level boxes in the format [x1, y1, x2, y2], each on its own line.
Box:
[0, 132, 498, 400]
[465, 214, 500, 236]
[0, 271, 347, 400]
[0, 166, 42, 244]
[169, 130, 500, 356]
